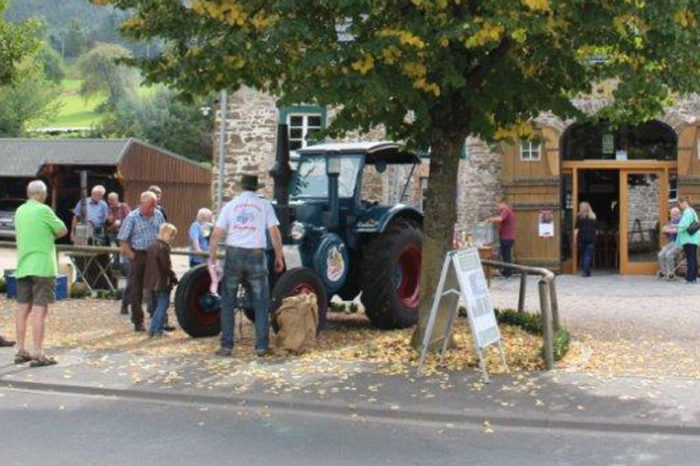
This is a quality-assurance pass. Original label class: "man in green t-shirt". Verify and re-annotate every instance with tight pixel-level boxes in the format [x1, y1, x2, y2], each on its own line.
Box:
[13, 180, 67, 367]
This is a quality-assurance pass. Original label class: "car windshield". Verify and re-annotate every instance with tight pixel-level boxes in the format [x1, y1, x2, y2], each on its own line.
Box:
[291, 155, 363, 198]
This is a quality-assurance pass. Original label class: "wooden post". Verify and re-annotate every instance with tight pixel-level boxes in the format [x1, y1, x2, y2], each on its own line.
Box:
[538, 279, 554, 370]
[517, 272, 527, 313]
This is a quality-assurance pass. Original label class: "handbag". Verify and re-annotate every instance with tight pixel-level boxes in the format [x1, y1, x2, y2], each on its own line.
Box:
[687, 210, 700, 235]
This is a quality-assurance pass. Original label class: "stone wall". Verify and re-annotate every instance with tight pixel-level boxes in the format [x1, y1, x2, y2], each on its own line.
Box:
[214, 88, 504, 233]
[213, 87, 278, 210]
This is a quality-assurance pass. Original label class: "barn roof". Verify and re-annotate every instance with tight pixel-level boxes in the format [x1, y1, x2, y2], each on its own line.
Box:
[0, 138, 205, 177]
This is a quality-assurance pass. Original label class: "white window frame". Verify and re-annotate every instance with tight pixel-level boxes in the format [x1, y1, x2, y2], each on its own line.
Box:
[287, 113, 323, 151]
[520, 140, 542, 161]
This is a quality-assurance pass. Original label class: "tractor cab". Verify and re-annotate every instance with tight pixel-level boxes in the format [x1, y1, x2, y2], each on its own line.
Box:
[289, 142, 422, 232]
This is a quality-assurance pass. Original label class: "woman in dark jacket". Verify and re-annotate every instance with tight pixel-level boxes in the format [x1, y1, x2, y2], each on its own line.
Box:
[575, 202, 597, 277]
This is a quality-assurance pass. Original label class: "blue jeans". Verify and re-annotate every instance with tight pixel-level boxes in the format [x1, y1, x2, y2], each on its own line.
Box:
[220, 247, 270, 351]
[149, 290, 170, 334]
[499, 239, 515, 277]
[580, 242, 594, 276]
[683, 244, 698, 283]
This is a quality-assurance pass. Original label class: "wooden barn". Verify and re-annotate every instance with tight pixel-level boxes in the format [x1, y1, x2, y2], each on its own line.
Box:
[0, 138, 212, 247]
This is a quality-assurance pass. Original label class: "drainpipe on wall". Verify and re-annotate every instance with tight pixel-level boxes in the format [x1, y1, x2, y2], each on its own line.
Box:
[216, 89, 227, 214]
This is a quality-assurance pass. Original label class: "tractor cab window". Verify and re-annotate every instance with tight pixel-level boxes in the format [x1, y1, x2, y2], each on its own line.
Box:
[291, 155, 363, 199]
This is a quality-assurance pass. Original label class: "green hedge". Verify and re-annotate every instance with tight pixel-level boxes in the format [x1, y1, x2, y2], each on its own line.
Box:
[495, 308, 571, 362]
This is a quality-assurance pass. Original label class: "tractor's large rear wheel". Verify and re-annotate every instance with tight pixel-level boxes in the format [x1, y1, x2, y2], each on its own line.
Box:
[271, 267, 328, 332]
[175, 264, 221, 338]
[360, 219, 422, 329]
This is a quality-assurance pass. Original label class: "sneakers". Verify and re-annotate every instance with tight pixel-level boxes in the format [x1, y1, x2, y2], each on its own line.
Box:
[134, 323, 146, 332]
[215, 347, 232, 357]
[163, 325, 176, 332]
[256, 348, 270, 358]
[148, 332, 167, 338]
[120, 304, 129, 315]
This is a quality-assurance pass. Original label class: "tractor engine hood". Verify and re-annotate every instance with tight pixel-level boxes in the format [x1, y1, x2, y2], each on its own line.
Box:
[355, 204, 423, 234]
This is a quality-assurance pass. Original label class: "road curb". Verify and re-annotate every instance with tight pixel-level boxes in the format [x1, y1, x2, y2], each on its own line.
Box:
[2, 378, 699, 436]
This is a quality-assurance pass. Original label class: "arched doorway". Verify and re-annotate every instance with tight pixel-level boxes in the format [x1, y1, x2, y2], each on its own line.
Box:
[560, 120, 678, 275]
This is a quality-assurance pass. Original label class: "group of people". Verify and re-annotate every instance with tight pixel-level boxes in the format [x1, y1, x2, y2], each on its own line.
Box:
[657, 197, 699, 284]
[0, 173, 283, 364]
[574, 197, 699, 282]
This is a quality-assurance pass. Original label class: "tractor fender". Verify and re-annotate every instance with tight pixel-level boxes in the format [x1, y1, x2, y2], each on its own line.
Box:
[354, 205, 423, 234]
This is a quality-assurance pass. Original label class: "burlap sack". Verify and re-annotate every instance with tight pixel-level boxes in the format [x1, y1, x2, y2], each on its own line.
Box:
[272, 294, 318, 355]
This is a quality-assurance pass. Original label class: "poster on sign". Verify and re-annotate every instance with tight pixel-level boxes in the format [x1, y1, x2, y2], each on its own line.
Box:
[417, 248, 507, 382]
[538, 209, 555, 238]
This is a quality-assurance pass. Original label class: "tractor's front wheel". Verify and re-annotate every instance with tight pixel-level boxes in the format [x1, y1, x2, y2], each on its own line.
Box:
[360, 219, 422, 329]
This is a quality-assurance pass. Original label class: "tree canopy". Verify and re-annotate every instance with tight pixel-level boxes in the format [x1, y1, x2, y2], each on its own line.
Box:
[100, 86, 213, 162]
[103, 0, 700, 145]
[0, 0, 41, 85]
[75, 42, 140, 108]
[102, 0, 700, 348]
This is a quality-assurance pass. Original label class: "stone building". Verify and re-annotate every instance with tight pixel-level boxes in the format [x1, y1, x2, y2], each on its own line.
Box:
[215, 87, 700, 275]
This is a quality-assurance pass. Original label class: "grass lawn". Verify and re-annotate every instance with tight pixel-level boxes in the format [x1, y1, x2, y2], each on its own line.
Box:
[30, 79, 158, 131]
[30, 79, 106, 130]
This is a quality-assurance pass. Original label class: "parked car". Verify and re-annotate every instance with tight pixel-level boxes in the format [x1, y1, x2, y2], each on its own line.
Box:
[0, 199, 26, 239]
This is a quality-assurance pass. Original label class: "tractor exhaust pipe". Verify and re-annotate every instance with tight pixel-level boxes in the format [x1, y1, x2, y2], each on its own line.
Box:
[269, 123, 292, 240]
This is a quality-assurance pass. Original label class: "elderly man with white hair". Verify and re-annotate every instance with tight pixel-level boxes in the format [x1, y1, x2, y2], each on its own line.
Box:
[188, 207, 213, 267]
[12, 180, 67, 366]
[71, 184, 109, 245]
[118, 191, 165, 332]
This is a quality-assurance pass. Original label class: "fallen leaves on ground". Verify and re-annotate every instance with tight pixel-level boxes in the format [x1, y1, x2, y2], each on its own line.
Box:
[0, 297, 547, 391]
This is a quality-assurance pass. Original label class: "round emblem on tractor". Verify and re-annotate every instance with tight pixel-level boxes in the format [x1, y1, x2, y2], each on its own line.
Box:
[313, 233, 349, 294]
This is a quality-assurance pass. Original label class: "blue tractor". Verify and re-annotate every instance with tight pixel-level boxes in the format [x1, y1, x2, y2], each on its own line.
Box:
[175, 125, 423, 337]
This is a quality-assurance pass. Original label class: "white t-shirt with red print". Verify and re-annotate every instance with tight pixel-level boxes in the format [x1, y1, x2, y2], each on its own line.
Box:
[215, 191, 280, 249]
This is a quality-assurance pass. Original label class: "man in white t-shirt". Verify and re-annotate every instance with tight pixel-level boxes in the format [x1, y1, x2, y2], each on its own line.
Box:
[208, 174, 284, 357]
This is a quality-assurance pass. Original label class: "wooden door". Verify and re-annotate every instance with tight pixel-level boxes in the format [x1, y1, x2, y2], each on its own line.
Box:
[500, 129, 562, 270]
[619, 170, 667, 274]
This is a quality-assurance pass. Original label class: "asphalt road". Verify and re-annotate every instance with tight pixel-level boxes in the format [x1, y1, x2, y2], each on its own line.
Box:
[1, 388, 698, 466]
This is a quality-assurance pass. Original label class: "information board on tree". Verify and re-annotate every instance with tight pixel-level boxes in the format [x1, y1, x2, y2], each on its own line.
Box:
[417, 248, 507, 382]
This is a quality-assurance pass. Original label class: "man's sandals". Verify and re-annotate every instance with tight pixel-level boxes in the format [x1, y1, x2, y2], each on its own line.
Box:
[30, 355, 57, 367]
[14, 350, 57, 367]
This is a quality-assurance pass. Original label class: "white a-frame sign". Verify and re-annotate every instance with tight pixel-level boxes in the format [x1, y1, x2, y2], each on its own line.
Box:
[417, 248, 508, 382]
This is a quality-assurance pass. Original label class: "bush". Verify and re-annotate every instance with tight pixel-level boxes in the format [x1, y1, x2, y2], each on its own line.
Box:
[70, 282, 90, 299]
[495, 309, 571, 362]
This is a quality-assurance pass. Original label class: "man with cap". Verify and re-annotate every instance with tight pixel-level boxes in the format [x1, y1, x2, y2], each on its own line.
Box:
[208, 174, 284, 357]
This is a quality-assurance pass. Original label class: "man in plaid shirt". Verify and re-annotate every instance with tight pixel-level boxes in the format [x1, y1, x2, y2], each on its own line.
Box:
[118, 191, 164, 332]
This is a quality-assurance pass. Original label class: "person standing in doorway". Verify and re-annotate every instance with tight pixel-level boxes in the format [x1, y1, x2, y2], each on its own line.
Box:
[676, 197, 699, 284]
[574, 202, 597, 277]
[117, 191, 165, 331]
[208, 174, 285, 357]
[14, 180, 68, 366]
[657, 206, 681, 280]
[487, 196, 516, 278]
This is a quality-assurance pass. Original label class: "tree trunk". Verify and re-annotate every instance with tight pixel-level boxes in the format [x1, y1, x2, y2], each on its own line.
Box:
[410, 133, 464, 351]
